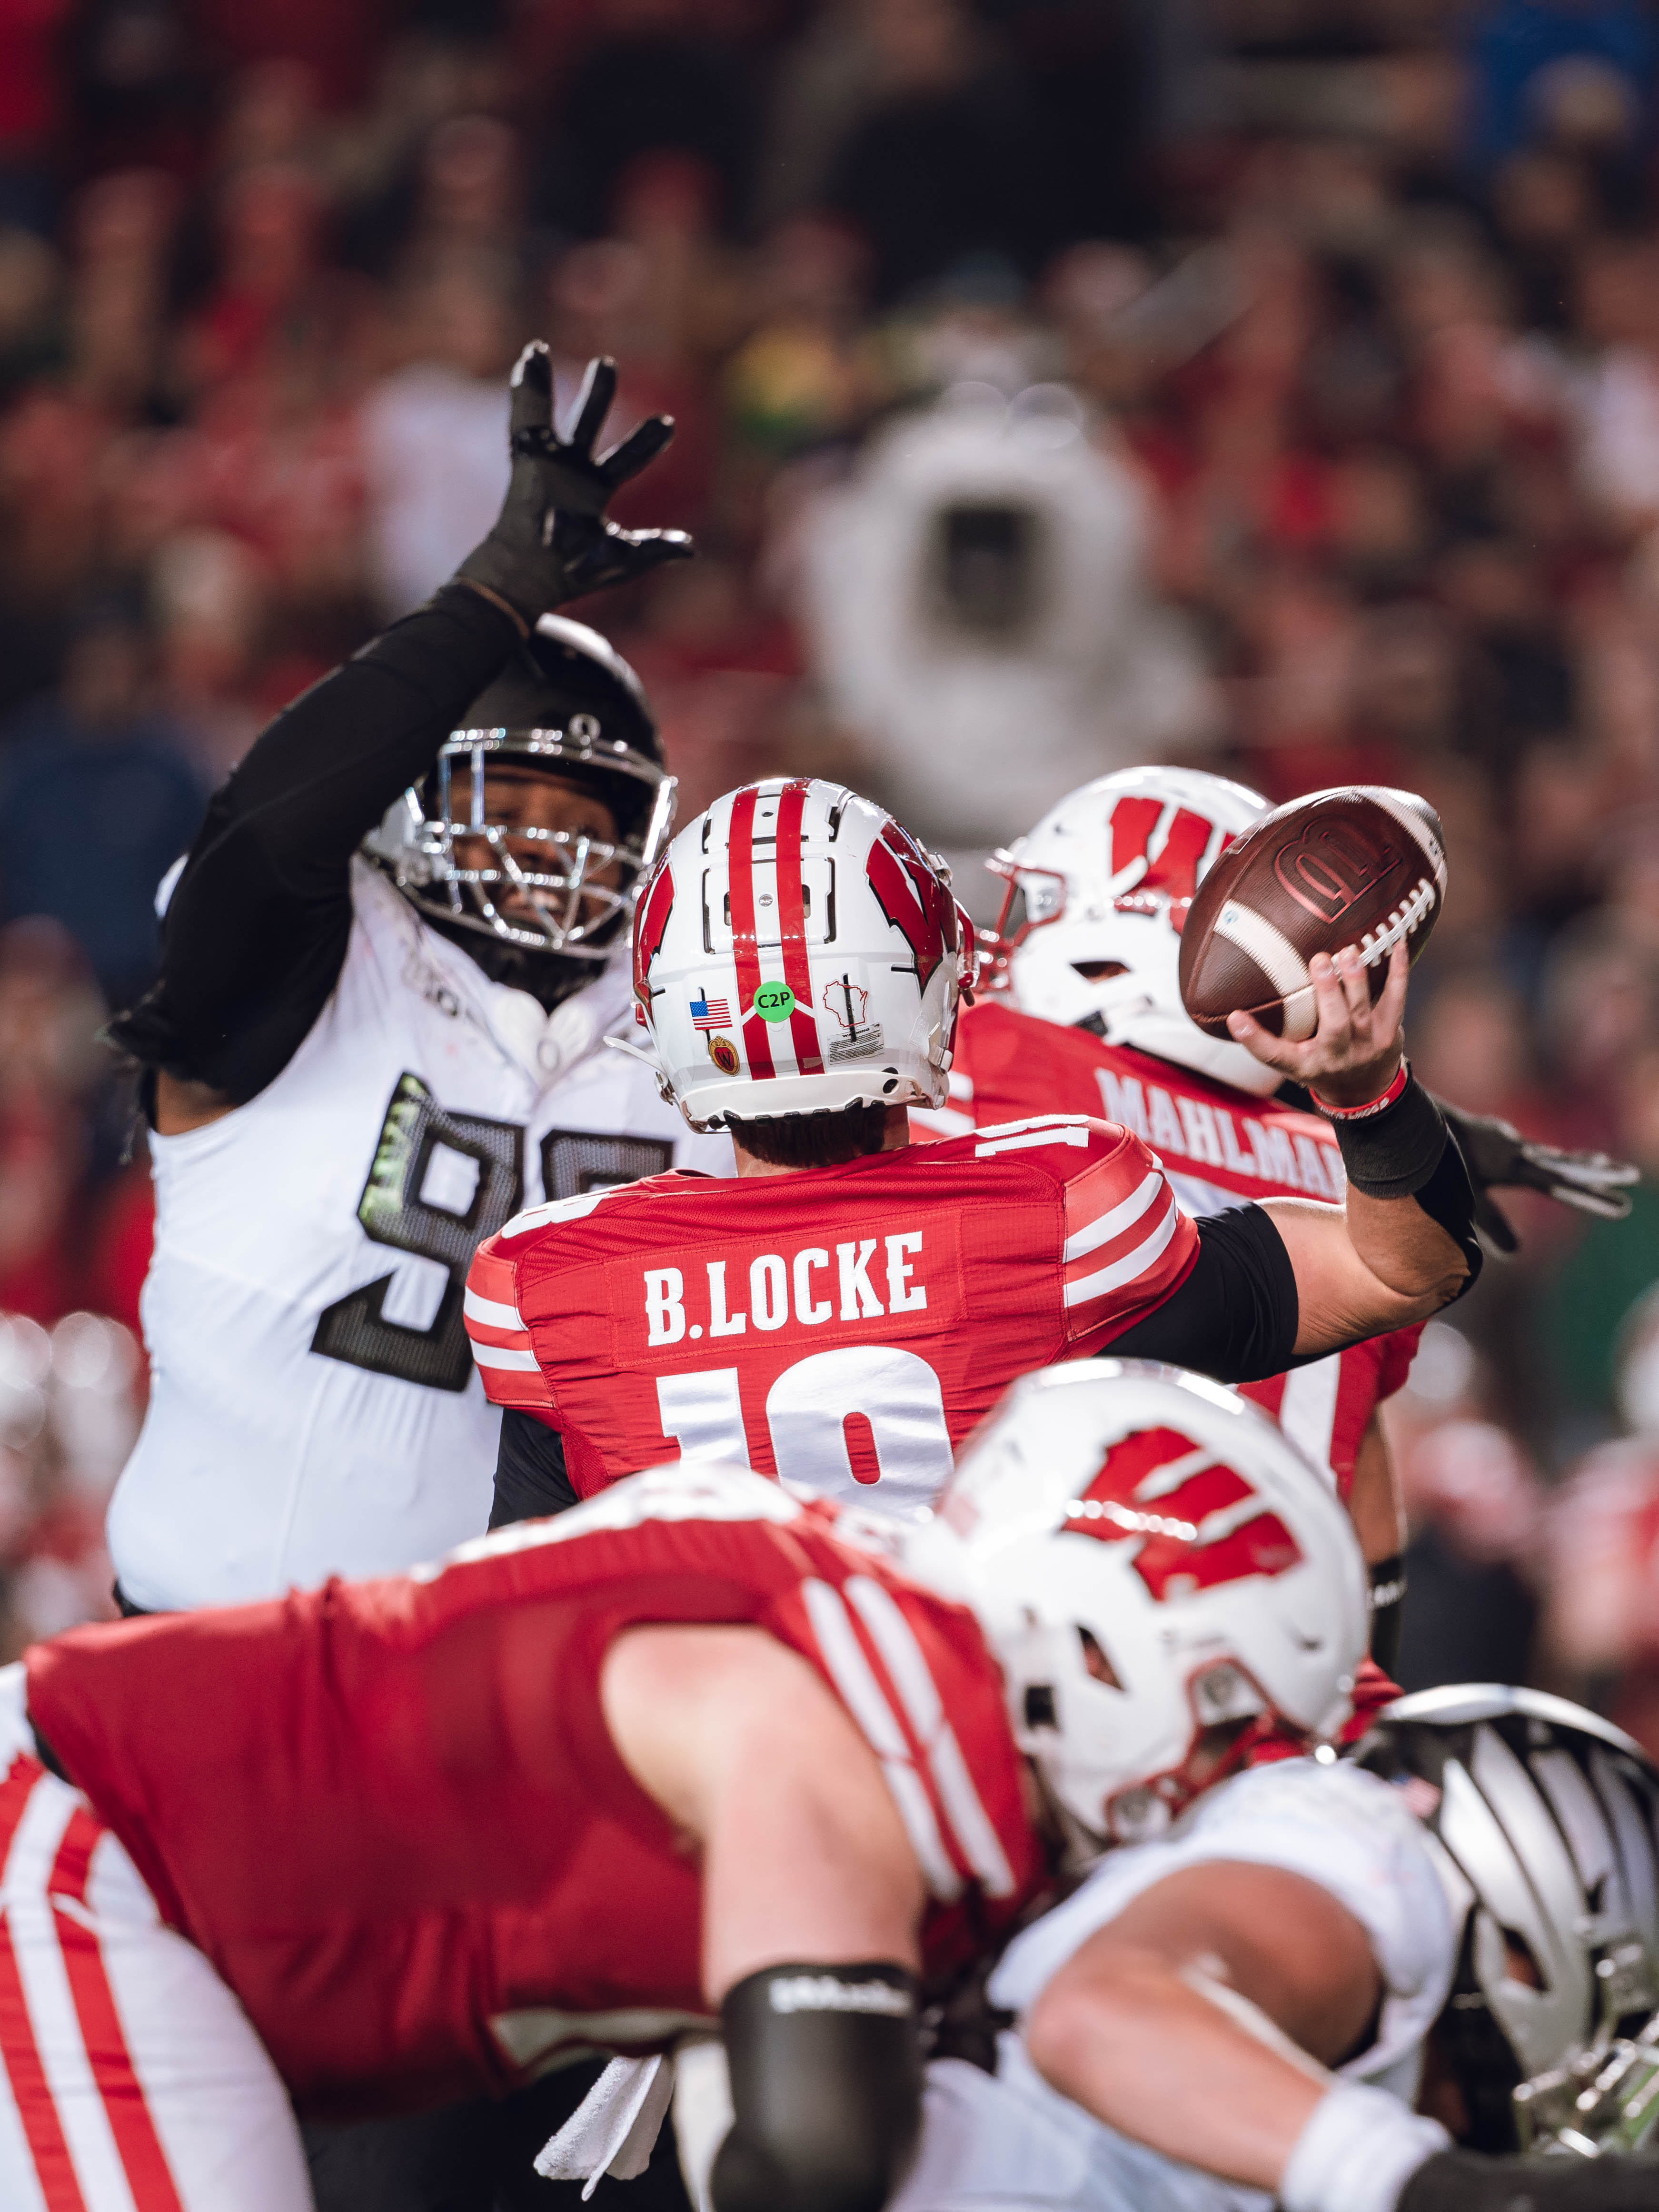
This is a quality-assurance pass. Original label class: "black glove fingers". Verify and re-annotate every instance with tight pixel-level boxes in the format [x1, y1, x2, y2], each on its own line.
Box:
[1549, 1184, 1635, 1221]
[567, 356, 619, 459]
[1471, 1186, 1520, 1254]
[599, 414, 676, 488]
[457, 354, 687, 618]
[1523, 1142, 1639, 1186]
[507, 342, 554, 446]
[615, 524, 695, 565]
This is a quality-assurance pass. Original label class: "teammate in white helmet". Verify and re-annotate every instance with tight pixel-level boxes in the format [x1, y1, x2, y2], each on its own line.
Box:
[463, 772, 1481, 1524]
[921, 765, 1636, 1689]
[877, 1383, 1659, 2212]
[99, 346, 722, 2212]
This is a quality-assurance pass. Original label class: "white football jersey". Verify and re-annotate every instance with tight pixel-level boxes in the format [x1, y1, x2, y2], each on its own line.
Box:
[107, 861, 730, 1611]
[893, 1760, 1456, 2212]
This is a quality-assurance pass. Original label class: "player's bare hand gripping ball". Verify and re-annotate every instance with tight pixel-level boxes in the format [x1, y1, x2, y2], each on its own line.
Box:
[1228, 938, 1409, 1109]
[457, 345, 694, 624]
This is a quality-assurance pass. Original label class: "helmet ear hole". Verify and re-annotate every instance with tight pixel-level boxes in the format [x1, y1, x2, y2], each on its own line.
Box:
[1023, 1685, 1057, 1730]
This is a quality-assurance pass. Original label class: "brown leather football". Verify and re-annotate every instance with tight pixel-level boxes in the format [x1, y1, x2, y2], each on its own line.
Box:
[1177, 786, 1447, 1041]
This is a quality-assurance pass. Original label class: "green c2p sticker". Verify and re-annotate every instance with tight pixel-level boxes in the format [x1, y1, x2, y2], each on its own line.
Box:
[753, 981, 796, 1022]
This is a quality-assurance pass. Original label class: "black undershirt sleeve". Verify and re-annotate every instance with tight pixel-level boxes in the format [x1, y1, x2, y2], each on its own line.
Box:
[489, 1408, 579, 1527]
[107, 583, 520, 1106]
[1110, 1206, 1302, 1384]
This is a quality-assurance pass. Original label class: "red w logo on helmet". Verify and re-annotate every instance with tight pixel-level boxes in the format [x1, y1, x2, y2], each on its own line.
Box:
[1106, 800, 1224, 936]
[1067, 1426, 1303, 1599]
[633, 858, 675, 1019]
[866, 823, 956, 992]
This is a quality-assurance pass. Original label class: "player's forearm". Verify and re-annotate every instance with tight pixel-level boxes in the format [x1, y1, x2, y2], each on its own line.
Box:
[1341, 1187, 1470, 1308]
[1271, 1073, 1478, 1350]
[1025, 1951, 1327, 2192]
[1269, 1196, 1467, 1356]
[1348, 1411, 1405, 1563]
[195, 582, 518, 889]
[1333, 1076, 1478, 1312]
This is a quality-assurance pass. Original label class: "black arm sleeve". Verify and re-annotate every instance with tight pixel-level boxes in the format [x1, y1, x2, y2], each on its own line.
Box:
[1110, 1206, 1301, 1384]
[107, 582, 520, 1104]
[713, 1964, 922, 2212]
[489, 1409, 578, 1528]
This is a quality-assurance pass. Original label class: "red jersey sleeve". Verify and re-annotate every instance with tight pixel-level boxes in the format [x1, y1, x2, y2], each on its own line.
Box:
[465, 1217, 559, 1418]
[1026, 1118, 1199, 1350]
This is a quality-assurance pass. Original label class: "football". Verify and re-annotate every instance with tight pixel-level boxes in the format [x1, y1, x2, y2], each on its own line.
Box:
[1177, 785, 1447, 1042]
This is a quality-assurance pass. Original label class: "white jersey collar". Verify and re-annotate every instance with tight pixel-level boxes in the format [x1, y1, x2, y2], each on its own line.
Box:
[357, 859, 632, 1095]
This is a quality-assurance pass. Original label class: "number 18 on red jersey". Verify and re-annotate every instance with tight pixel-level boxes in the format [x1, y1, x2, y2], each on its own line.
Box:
[465, 1120, 1200, 1511]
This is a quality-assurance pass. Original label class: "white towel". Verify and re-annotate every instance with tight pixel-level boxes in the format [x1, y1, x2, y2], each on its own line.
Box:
[535, 2055, 676, 2197]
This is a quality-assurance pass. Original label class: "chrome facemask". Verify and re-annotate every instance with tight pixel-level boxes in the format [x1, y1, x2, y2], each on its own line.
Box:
[381, 722, 676, 962]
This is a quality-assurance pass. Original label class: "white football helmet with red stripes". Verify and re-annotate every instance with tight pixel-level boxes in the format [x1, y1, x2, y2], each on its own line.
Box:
[633, 778, 971, 1131]
[939, 1359, 1366, 1854]
[990, 766, 1278, 1097]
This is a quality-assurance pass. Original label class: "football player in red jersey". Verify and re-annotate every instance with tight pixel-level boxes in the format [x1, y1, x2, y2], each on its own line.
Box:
[920, 765, 1636, 1684]
[465, 775, 1481, 1532]
[0, 1363, 1375, 2212]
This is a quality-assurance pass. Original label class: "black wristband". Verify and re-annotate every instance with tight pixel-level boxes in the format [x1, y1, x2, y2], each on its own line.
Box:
[1331, 1073, 1447, 1200]
[1368, 1553, 1406, 1675]
[1332, 1074, 1481, 1297]
[713, 1963, 921, 2212]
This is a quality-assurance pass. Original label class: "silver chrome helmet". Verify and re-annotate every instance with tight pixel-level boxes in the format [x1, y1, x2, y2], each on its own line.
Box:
[1355, 1685, 1659, 2150]
[365, 613, 675, 965]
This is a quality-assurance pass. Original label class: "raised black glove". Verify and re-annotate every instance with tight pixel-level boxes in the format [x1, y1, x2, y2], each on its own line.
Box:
[456, 345, 693, 624]
[1436, 1098, 1638, 1256]
[1399, 2147, 1659, 2212]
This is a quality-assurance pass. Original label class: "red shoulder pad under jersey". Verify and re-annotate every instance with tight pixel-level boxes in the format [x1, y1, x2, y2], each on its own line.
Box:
[465, 1131, 1196, 1509]
[27, 1466, 1043, 2108]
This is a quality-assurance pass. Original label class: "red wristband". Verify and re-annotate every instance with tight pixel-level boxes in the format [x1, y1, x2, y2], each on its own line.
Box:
[1311, 1059, 1409, 1121]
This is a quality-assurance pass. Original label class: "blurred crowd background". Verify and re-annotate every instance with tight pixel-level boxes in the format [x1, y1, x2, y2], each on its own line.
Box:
[3, 0, 1659, 1734]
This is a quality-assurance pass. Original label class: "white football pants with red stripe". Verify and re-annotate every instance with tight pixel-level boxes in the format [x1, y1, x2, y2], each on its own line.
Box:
[0, 1666, 313, 2210]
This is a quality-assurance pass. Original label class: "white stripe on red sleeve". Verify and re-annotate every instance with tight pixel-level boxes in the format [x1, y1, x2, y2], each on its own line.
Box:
[464, 1242, 557, 1415]
[463, 1287, 525, 1333]
[800, 1579, 964, 1903]
[1058, 1140, 1198, 1336]
[470, 1345, 542, 1374]
[1062, 1194, 1183, 1308]
[1061, 1169, 1165, 1264]
[843, 1577, 1015, 1898]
